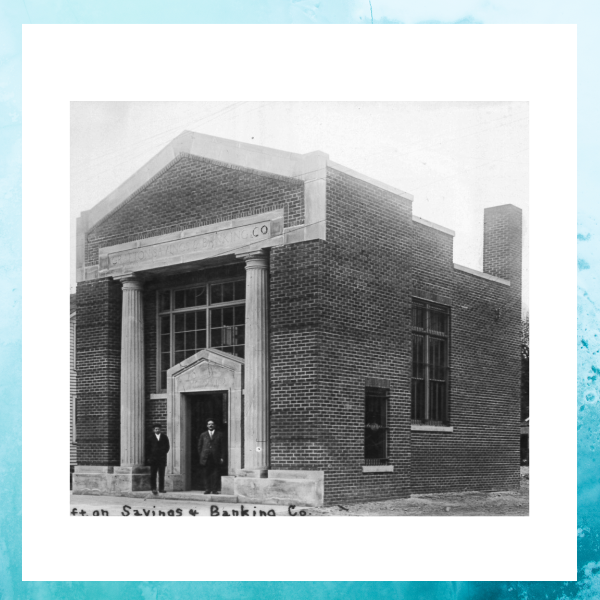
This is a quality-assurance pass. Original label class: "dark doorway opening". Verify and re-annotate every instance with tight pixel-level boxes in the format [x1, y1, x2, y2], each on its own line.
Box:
[189, 392, 228, 491]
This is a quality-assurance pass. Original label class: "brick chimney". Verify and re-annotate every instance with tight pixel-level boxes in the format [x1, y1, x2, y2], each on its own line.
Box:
[483, 204, 522, 293]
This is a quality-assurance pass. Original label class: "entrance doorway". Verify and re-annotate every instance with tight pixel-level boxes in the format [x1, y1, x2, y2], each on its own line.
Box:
[188, 392, 228, 491]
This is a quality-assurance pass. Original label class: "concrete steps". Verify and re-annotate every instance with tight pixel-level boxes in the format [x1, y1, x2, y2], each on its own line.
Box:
[74, 489, 239, 503]
[73, 469, 325, 507]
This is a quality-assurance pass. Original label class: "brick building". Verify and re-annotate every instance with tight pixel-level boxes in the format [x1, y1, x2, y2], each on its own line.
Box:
[72, 132, 522, 506]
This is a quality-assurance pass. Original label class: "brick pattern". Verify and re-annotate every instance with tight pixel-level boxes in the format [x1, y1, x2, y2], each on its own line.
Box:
[484, 205, 523, 293]
[269, 240, 325, 471]
[411, 221, 454, 301]
[409, 209, 522, 494]
[143, 288, 157, 397]
[270, 168, 414, 504]
[320, 169, 414, 504]
[145, 400, 167, 436]
[85, 155, 304, 266]
[75, 278, 122, 466]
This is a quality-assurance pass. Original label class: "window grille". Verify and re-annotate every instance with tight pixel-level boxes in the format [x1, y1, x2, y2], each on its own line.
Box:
[157, 279, 245, 391]
[411, 300, 450, 425]
[364, 387, 389, 465]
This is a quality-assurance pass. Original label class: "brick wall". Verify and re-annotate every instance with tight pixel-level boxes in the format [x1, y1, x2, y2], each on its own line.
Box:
[269, 167, 414, 504]
[411, 221, 454, 303]
[410, 207, 522, 494]
[145, 400, 167, 436]
[269, 239, 325, 472]
[75, 278, 122, 465]
[484, 205, 523, 289]
[321, 168, 413, 504]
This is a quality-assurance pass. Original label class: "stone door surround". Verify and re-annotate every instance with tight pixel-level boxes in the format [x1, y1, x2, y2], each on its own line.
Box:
[165, 349, 243, 492]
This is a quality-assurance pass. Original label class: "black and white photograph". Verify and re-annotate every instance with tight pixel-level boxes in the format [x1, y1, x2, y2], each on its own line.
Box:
[69, 101, 529, 517]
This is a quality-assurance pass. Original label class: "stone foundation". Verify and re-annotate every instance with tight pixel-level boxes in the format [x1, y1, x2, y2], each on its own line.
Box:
[73, 465, 151, 494]
[73, 467, 324, 506]
[222, 470, 324, 507]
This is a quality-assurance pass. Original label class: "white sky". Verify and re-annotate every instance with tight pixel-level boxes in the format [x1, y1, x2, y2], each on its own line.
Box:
[70, 101, 528, 312]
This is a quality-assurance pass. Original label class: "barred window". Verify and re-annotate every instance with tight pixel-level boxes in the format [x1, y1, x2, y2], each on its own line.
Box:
[157, 279, 245, 391]
[364, 387, 389, 465]
[411, 300, 450, 425]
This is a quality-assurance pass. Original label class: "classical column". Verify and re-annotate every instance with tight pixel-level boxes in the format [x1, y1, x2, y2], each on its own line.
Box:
[240, 250, 270, 471]
[119, 275, 146, 466]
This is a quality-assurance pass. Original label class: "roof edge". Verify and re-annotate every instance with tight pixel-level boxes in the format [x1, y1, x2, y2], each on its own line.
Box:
[454, 263, 511, 286]
[412, 215, 455, 237]
[327, 160, 414, 202]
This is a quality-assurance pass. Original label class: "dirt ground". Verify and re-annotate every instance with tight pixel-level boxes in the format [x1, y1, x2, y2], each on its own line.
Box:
[304, 467, 529, 517]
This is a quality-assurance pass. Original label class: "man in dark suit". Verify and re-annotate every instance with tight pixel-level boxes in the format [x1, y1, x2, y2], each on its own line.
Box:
[197, 419, 224, 494]
[147, 424, 170, 495]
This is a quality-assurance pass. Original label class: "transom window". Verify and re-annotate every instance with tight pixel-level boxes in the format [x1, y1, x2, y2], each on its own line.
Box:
[157, 279, 245, 391]
[411, 300, 450, 425]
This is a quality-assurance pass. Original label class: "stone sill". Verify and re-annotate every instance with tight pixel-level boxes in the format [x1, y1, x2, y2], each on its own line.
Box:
[150, 393, 167, 400]
[411, 425, 454, 433]
[362, 465, 394, 473]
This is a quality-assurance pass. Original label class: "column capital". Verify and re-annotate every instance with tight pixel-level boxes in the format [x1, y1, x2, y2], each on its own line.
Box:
[114, 274, 144, 291]
[236, 250, 269, 270]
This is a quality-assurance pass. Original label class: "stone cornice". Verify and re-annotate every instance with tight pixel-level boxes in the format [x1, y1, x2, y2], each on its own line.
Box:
[327, 161, 414, 202]
[454, 263, 511, 286]
[412, 215, 455, 237]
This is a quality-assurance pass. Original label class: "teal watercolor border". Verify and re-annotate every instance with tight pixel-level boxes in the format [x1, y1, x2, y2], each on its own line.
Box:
[2, 2, 597, 598]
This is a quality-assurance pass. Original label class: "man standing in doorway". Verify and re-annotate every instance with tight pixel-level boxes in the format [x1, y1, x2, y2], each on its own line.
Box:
[197, 419, 224, 494]
[148, 424, 170, 495]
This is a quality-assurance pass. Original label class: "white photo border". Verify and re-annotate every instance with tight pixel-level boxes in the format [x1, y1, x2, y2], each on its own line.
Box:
[22, 24, 576, 582]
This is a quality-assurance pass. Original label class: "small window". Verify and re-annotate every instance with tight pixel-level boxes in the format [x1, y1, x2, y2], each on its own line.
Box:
[364, 387, 389, 465]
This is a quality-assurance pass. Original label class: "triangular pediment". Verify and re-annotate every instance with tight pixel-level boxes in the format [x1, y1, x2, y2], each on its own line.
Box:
[168, 349, 243, 394]
[75, 131, 331, 283]
[81, 131, 328, 235]
[87, 152, 302, 243]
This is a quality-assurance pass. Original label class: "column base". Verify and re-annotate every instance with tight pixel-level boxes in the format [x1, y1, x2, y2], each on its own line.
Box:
[165, 474, 185, 492]
[222, 470, 324, 507]
[73, 466, 114, 494]
[113, 466, 151, 493]
[72, 465, 151, 494]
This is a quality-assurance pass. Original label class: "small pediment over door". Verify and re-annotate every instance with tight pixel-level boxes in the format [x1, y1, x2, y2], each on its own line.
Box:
[168, 348, 244, 394]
